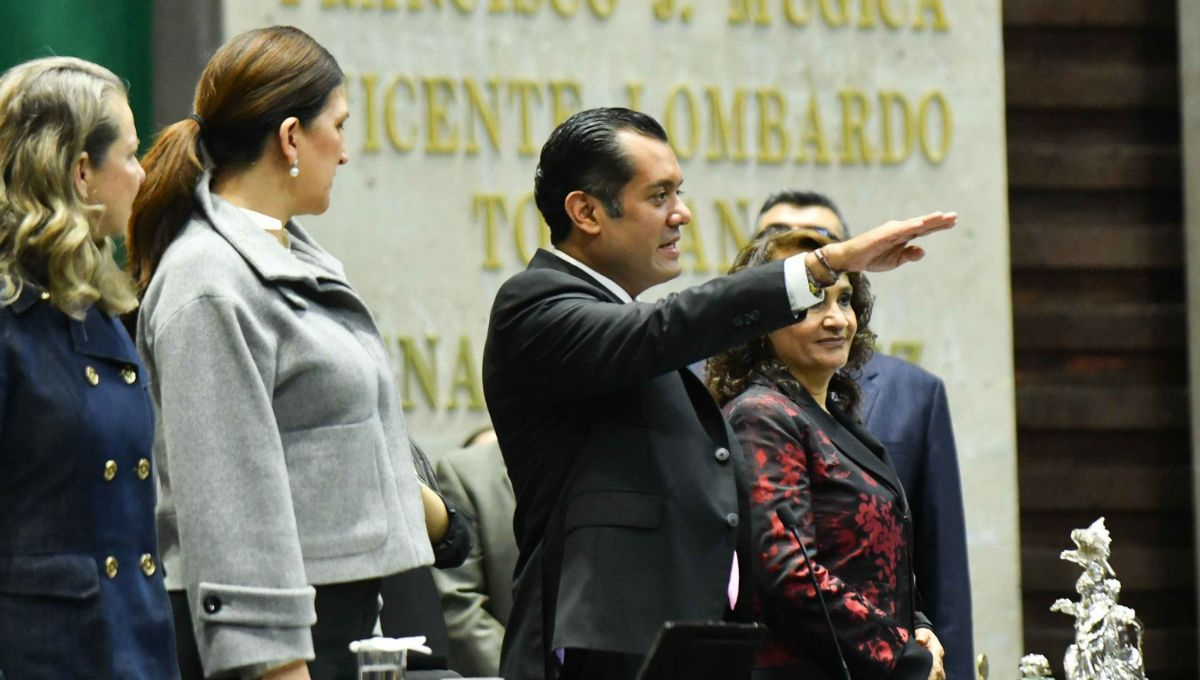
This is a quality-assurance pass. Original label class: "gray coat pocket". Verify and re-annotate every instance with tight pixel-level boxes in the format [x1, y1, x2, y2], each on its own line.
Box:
[282, 418, 389, 558]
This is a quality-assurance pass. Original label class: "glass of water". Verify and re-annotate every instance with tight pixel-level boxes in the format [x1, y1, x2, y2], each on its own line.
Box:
[351, 638, 407, 680]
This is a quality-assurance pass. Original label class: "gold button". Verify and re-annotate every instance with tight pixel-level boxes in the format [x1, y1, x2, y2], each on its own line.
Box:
[136, 458, 151, 480]
[140, 554, 156, 577]
[40, 291, 50, 300]
[121, 366, 137, 385]
[104, 556, 118, 578]
[85, 366, 99, 386]
[103, 460, 117, 481]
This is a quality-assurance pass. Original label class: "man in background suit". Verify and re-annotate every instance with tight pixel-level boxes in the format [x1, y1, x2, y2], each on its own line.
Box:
[756, 190, 975, 680]
[483, 107, 956, 680]
[431, 433, 519, 677]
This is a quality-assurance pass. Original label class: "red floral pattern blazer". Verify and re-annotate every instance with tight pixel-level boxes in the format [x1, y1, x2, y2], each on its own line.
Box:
[724, 377, 934, 680]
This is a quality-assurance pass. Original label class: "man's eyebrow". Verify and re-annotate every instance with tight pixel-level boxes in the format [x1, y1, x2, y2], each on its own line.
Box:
[647, 178, 680, 191]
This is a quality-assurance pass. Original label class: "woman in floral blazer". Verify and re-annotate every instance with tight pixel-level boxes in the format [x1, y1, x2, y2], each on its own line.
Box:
[709, 227, 944, 680]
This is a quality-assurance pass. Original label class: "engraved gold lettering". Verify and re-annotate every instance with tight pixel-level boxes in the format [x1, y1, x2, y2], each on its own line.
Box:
[587, 0, 616, 18]
[474, 193, 507, 270]
[795, 94, 832, 165]
[384, 75, 418, 152]
[783, 0, 811, 25]
[914, 0, 948, 30]
[878, 0, 905, 28]
[838, 88, 874, 164]
[664, 85, 700, 160]
[398, 336, 439, 410]
[626, 81, 645, 111]
[820, 0, 849, 26]
[509, 80, 544, 155]
[756, 89, 789, 164]
[879, 90, 914, 165]
[464, 78, 502, 155]
[918, 90, 952, 163]
[728, 0, 770, 25]
[549, 80, 583, 126]
[550, 0, 578, 16]
[858, 0, 876, 27]
[714, 199, 752, 270]
[423, 77, 460, 153]
[446, 336, 486, 410]
[705, 87, 749, 162]
[360, 73, 382, 153]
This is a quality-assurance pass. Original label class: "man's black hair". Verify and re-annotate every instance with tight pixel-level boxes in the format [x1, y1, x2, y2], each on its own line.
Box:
[757, 189, 851, 237]
[534, 107, 669, 245]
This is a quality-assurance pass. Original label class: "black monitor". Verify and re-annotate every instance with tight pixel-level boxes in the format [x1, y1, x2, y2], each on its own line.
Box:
[636, 621, 768, 680]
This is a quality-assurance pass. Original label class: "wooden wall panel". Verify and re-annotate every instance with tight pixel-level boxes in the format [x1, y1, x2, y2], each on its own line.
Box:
[1004, 1, 1195, 677]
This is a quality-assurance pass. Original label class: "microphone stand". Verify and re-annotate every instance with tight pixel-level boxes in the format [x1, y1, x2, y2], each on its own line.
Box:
[776, 506, 852, 680]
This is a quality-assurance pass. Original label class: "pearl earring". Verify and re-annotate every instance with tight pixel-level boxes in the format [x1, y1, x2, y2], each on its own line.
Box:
[289, 161, 300, 178]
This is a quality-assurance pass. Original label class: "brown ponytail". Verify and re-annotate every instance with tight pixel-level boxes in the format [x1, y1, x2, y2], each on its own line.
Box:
[127, 26, 343, 297]
[127, 118, 203, 295]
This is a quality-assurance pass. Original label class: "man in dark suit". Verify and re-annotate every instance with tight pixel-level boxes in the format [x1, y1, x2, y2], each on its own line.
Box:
[483, 107, 956, 680]
[755, 190, 975, 680]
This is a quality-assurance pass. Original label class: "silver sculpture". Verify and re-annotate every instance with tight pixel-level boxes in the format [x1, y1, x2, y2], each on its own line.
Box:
[1018, 654, 1054, 680]
[1048, 517, 1148, 680]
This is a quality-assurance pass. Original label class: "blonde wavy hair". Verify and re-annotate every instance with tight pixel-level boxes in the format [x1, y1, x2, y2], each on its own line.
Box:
[0, 56, 138, 319]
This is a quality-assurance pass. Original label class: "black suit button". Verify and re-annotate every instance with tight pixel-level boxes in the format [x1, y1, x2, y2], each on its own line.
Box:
[732, 316, 745, 328]
[748, 310, 761, 322]
[714, 447, 730, 462]
[725, 513, 740, 528]
[203, 595, 222, 614]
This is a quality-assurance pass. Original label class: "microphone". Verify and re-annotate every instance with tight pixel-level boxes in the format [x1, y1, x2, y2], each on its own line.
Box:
[776, 505, 852, 680]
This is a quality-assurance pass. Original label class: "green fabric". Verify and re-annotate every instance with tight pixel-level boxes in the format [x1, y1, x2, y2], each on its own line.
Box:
[0, 1, 154, 152]
[0, 1, 154, 265]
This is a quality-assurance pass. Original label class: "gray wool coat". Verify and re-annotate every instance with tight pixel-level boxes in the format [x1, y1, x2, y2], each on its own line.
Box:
[137, 177, 433, 678]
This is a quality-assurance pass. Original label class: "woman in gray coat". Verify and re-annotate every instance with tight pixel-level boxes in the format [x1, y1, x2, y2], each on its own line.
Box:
[127, 27, 453, 680]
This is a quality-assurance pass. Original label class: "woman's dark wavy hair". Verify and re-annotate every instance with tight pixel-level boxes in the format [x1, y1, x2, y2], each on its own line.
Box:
[706, 228, 875, 418]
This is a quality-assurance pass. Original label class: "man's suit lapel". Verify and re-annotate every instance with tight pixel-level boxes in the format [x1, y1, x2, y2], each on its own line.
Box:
[529, 249, 624, 304]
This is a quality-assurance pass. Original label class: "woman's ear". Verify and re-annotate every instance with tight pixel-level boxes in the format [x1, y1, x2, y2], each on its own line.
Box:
[72, 151, 92, 202]
[564, 190, 602, 236]
[276, 116, 301, 168]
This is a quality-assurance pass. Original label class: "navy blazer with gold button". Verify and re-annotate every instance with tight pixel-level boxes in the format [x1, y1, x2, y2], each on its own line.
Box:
[0, 285, 178, 679]
[860, 353, 973, 680]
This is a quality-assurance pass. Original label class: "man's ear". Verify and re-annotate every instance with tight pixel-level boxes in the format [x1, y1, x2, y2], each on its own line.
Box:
[564, 190, 602, 236]
[72, 151, 92, 201]
[276, 116, 301, 168]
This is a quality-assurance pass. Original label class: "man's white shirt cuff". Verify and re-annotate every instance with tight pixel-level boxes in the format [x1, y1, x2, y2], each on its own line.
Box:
[783, 254, 823, 312]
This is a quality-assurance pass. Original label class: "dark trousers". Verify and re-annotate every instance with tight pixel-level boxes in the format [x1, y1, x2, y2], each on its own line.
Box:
[171, 578, 382, 680]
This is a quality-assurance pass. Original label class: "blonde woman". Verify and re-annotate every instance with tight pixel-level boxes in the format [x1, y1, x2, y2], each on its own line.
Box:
[0, 57, 178, 678]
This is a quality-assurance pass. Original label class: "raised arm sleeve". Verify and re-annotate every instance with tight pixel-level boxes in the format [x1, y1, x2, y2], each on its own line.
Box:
[490, 260, 797, 400]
